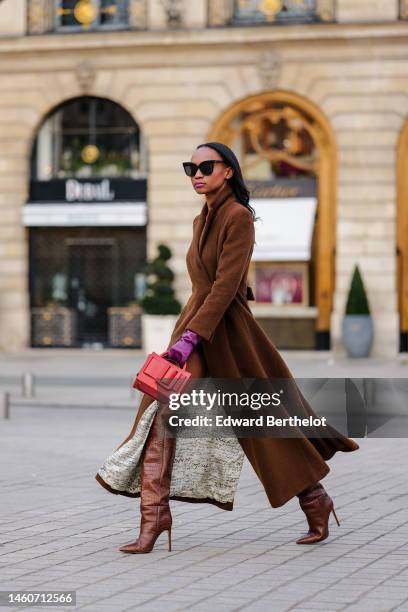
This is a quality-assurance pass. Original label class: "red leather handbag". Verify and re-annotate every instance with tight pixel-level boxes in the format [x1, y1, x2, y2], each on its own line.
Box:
[132, 351, 192, 403]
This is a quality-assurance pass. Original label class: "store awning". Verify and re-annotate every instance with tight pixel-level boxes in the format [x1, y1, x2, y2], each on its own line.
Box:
[22, 202, 147, 227]
[250, 197, 317, 261]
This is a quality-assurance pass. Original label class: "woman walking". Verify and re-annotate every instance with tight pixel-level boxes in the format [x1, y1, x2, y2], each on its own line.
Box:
[96, 141, 359, 553]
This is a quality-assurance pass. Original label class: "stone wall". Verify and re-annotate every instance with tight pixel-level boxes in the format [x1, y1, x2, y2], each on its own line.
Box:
[337, 0, 399, 22]
[0, 12, 405, 355]
[0, 0, 26, 36]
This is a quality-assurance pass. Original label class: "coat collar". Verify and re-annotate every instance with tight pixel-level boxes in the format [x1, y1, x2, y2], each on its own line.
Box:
[197, 181, 235, 255]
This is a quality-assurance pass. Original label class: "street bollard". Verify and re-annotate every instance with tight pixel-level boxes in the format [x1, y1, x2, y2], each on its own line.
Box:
[22, 372, 35, 398]
[1, 391, 10, 419]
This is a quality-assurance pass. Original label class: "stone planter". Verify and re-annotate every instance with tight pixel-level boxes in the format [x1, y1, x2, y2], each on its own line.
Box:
[341, 315, 373, 358]
[31, 306, 78, 347]
[141, 313, 179, 355]
[107, 306, 142, 348]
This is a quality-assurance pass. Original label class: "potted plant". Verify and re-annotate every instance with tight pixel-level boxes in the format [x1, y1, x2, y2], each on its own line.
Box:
[139, 243, 182, 355]
[341, 264, 373, 358]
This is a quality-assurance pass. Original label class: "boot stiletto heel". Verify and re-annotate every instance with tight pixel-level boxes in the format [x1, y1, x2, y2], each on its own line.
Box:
[296, 483, 340, 544]
[332, 507, 340, 527]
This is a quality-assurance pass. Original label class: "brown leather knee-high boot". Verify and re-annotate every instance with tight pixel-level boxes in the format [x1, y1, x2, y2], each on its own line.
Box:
[296, 482, 341, 545]
[119, 406, 176, 553]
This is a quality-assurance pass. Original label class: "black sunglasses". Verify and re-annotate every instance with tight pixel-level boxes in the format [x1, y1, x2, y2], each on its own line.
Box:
[182, 160, 226, 177]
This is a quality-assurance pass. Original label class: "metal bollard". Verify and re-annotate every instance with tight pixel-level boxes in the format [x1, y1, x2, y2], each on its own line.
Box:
[1, 392, 10, 419]
[22, 372, 35, 398]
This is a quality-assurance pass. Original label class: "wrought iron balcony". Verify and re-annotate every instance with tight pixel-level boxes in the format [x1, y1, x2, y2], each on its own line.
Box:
[27, 0, 148, 34]
[208, 0, 336, 27]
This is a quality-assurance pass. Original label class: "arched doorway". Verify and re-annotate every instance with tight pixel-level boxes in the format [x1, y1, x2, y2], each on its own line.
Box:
[25, 96, 148, 348]
[208, 91, 337, 350]
[397, 119, 408, 351]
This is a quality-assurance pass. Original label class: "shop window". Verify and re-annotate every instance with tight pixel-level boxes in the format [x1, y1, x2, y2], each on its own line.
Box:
[233, 0, 318, 24]
[221, 98, 319, 312]
[208, 0, 335, 27]
[31, 96, 147, 181]
[56, 0, 129, 31]
[27, 0, 148, 34]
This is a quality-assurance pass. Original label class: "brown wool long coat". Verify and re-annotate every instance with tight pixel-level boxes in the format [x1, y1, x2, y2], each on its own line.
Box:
[164, 180, 359, 508]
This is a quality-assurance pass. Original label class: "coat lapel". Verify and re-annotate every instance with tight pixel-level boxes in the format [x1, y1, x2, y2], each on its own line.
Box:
[192, 182, 255, 300]
[197, 182, 234, 257]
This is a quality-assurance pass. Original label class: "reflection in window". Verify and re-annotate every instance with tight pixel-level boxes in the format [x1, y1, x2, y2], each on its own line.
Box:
[57, 0, 129, 31]
[227, 101, 317, 181]
[32, 96, 147, 180]
[234, 0, 317, 24]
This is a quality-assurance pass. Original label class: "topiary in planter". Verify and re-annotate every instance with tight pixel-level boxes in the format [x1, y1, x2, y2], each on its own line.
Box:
[139, 243, 182, 315]
[345, 264, 370, 315]
[342, 264, 373, 357]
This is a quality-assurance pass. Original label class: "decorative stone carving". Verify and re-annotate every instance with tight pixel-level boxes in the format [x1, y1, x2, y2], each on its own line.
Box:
[75, 60, 96, 93]
[160, 0, 184, 28]
[128, 0, 148, 29]
[207, 0, 234, 27]
[258, 51, 281, 90]
[27, 0, 54, 34]
[316, 0, 335, 22]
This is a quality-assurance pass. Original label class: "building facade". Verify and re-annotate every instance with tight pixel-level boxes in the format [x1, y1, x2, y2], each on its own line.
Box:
[0, 0, 405, 356]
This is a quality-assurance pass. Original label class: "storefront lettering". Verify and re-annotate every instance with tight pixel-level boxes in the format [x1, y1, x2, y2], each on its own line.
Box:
[65, 179, 115, 202]
[246, 178, 316, 199]
[251, 186, 300, 198]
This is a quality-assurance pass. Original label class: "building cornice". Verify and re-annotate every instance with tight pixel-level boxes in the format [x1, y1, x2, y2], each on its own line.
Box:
[0, 21, 408, 55]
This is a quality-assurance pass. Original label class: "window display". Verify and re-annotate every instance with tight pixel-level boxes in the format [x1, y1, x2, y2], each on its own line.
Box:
[249, 262, 309, 306]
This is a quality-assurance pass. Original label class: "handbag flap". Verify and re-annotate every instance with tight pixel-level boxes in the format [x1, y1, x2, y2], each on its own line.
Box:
[144, 355, 172, 379]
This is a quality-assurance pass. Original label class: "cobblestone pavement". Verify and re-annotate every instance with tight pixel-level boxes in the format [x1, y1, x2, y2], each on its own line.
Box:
[0, 351, 408, 611]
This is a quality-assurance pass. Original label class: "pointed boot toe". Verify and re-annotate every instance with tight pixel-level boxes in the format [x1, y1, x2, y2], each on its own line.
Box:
[119, 540, 141, 553]
[296, 487, 340, 545]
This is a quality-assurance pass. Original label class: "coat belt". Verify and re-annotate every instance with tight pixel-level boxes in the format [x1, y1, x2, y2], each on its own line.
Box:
[192, 284, 255, 301]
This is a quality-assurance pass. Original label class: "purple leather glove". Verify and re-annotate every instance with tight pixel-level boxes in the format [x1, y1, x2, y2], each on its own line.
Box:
[164, 329, 202, 367]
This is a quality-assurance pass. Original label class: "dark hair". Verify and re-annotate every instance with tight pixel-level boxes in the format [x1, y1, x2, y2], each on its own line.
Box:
[196, 141, 259, 223]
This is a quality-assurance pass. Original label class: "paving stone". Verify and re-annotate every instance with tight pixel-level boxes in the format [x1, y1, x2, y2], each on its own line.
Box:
[1, 353, 408, 611]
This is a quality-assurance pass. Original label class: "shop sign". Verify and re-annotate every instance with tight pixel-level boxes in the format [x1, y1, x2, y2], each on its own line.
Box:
[29, 177, 147, 203]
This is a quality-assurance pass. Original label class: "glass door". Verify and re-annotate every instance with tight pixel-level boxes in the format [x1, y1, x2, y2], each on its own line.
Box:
[66, 238, 117, 345]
